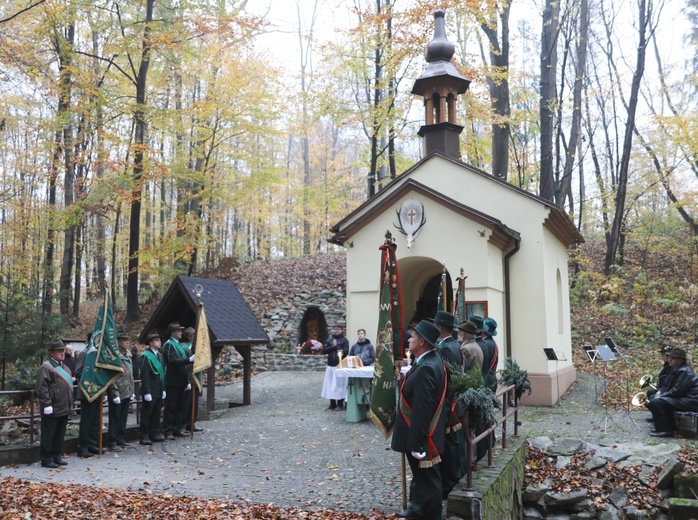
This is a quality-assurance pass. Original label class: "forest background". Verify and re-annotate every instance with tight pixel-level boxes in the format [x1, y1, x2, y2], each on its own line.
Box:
[0, 0, 696, 382]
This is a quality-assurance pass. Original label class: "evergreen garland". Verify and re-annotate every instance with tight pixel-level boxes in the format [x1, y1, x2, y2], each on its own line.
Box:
[445, 360, 500, 425]
[498, 357, 532, 397]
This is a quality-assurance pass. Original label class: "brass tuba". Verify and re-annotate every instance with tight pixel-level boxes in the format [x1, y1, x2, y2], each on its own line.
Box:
[631, 391, 649, 407]
[639, 374, 656, 389]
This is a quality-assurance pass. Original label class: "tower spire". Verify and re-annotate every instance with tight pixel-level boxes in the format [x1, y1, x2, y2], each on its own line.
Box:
[412, 9, 470, 159]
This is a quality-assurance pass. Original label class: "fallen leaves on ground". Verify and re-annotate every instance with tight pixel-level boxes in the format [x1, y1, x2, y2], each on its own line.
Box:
[678, 444, 698, 474]
[524, 446, 664, 510]
[0, 477, 392, 519]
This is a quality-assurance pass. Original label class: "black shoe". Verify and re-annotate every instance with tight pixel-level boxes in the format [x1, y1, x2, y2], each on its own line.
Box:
[326, 405, 335, 411]
[42, 461, 59, 468]
[54, 459, 68, 466]
[334, 407, 344, 411]
[77, 450, 93, 458]
[192, 426, 203, 432]
[395, 509, 418, 519]
[117, 441, 134, 447]
[87, 446, 100, 454]
[108, 445, 122, 452]
[140, 439, 152, 446]
[645, 417, 654, 422]
[173, 431, 188, 437]
[650, 431, 674, 438]
[152, 435, 166, 442]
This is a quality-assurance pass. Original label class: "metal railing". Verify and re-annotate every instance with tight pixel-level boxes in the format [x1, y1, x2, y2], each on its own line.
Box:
[462, 383, 521, 490]
[0, 382, 143, 447]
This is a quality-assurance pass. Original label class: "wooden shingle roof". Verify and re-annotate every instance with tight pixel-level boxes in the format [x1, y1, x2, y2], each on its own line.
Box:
[139, 275, 269, 346]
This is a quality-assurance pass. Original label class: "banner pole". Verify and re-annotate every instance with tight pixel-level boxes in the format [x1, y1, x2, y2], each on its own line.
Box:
[401, 452, 407, 510]
[98, 398, 103, 456]
[191, 297, 202, 439]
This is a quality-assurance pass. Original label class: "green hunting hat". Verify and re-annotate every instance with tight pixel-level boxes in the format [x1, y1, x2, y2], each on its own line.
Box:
[145, 331, 162, 343]
[660, 345, 672, 354]
[47, 339, 65, 351]
[669, 347, 687, 360]
[470, 316, 484, 331]
[116, 329, 130, 340]
[457, 320, 478, 335]
[409, 320, 440, 349]
[168, 322, 184, 333]
[482, 317, 498, 337]
[183, 326, 195, 337]
[429, 310, 457, 329]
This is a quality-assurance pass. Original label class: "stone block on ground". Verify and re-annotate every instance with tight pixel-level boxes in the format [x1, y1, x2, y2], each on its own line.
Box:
[523, 484, 550, 504]
[609, 486, 628, 509]
[656, 457, 684, 489]
[543, 489, 588, 508]
[666, 497, 698, 520]
[545, 438, 584, 457]
[673, 474, 698, 500]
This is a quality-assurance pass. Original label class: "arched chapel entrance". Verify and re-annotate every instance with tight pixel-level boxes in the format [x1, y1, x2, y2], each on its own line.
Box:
[398, 256, 453, 323]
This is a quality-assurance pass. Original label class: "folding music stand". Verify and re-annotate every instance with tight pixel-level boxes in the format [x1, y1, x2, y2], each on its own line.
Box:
[582, 345, 598, 363]
[594, 344, 620, 433]
[543, 348, 569, 415]
[582, 345, 601, 405]
[605, 337, 640, 430]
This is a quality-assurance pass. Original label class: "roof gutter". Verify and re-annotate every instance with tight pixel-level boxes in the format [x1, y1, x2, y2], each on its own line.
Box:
[503, 236, 521, 359]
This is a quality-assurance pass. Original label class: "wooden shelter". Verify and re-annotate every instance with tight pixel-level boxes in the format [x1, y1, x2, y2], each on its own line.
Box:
[139, 275, 269, 409]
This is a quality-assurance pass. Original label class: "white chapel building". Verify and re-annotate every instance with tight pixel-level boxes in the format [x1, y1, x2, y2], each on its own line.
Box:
[329, 9, 584, 406]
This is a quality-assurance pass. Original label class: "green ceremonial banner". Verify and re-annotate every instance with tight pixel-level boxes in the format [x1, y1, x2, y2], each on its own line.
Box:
[79, 288, 124, 402]
[454, 272, 467, 325]
[369, 237, 404, 438]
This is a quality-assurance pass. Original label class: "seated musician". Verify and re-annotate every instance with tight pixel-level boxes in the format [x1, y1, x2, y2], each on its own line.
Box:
[647, 347, 698, 437]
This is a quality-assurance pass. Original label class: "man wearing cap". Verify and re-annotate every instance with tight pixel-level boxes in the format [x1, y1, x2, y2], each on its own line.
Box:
[391, 320, 447, 520]
[480, 317, 499, 392]
[458, 320, 484, 372]
[646, 346, 673, 404]
[139, 331, 166, 445]
[181, 326, 203, 433]
[162, 322, 195, 439]
[647, 347, 698, 437]
[36, 340, 73, 468]
[107, 330, 135, 450]
[469, 316, 491, 380]
[430, 310, 466, 500]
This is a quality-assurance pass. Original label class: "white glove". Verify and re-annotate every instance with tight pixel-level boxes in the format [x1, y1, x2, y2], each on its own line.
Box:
[103, 395, 108, 403]
[113, 396, 121, 405]
[186, 383, 191, 391]
[411, 451, 426, 460]
[162, 391, 167, 399]
[189, 355, 195, 363]
[144, 393, 152, 402]
[131, 394, 135, 400]
[43, 406, 53, 415]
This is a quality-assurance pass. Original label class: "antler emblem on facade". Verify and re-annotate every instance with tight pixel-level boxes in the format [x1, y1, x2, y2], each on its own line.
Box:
[394, 199, 426, 250]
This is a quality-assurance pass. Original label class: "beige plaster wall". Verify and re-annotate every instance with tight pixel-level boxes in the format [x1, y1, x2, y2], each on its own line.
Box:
[346, 195, 505, 349]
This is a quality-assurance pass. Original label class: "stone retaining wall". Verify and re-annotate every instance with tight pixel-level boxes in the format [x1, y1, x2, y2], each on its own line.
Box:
[447, 436, 526, 520]
[264, 353, 327, 371]
[259, 290, 346, 352]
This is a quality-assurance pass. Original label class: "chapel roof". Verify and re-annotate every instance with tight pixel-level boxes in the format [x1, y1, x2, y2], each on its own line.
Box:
[138, 275, 269, 346]
[329, 151, 584, 248]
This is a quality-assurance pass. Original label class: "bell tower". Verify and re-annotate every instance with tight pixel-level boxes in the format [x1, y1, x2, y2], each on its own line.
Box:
[412, 9, 470, 159]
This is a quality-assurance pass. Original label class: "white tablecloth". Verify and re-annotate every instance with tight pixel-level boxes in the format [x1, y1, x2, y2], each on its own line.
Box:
[333, 365, 409, 391]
